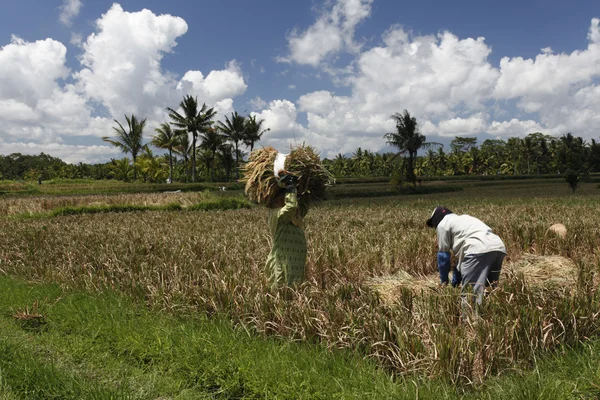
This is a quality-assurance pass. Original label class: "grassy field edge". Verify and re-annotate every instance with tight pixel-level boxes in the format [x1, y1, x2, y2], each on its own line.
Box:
[0, 274, 599, 399]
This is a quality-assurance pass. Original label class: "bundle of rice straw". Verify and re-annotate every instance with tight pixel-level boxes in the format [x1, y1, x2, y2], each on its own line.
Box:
[367, 254, 579, 306]
[505, 253, 577, 288]
[241, 144, 335, 205]
[366, 270, 440, 305]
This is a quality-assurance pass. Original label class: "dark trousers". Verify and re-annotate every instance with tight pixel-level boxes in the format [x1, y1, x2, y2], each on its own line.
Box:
[460, 251, 505, 311]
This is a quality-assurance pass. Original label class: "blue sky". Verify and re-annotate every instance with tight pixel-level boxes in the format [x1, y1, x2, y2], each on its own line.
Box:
[0, 0, 599, 162]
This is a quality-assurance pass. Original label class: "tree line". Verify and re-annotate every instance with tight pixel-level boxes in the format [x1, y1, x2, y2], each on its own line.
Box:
[101, 95, 269, 183]
[372, 110, 593, 190]
[324, 131, 593, 179]
[0, 108, 596, 185]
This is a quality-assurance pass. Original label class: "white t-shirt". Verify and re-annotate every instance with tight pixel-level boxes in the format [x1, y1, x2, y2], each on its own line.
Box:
[436, 214, 506, 271]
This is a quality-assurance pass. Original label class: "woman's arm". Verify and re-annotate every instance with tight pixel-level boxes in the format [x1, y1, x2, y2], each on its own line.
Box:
[277, 187, 298, 222]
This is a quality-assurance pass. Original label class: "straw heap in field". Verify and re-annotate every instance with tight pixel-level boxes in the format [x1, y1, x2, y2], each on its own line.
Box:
[367, 253, 578, 305]
[506, 253, 577, 288]
[546, 223, 567, 239]
[366, 271, 440, 305]
[241, 144, 335, 205]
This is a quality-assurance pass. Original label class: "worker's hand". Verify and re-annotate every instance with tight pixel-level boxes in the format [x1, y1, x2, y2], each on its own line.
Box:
[451, 269, 462, 287]
[276, 176, 287, 188]
[279, 174, 299, 188]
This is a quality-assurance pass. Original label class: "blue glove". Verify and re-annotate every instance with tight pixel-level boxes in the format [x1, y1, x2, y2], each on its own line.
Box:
[437, 251, 451, 285]
[451, 268, 461, 287]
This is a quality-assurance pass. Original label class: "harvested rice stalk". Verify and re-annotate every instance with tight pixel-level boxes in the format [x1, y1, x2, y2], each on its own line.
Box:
[367, 270, 440, 304]
[241, 146, 279, 204]
[241, 144, 335, 205]
[285, 145, 335, 204]
[505, 253, 577, 288]
[368, 254, 579, 306]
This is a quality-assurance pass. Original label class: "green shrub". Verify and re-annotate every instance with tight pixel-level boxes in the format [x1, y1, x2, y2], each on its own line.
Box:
[188, 197, 252, 211]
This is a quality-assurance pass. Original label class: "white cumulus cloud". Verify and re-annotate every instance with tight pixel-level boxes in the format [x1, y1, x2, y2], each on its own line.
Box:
[177, 61, 247, 105]
[59, 0, 82, 26]
[248, 96, 267, 111]
[75, 4, 188, 118]
[432, 114, 489, 138]
[279, 0, 373, 66]
[75, 4, 247, 125]
[487, 119, 546, 137]
[0, 35, 104, 145]
[251, 100, 311, 151]
[259, 18, 600, 155]
[3, 3, 600, 163]
[0, 4, 249, 163]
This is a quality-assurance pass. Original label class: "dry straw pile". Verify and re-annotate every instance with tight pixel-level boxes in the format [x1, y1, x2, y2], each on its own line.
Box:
[506, 253, 577, 288]
[241, 144, 335, 205]
[367, 270, 440, 305]
[368, 253, 578, 305]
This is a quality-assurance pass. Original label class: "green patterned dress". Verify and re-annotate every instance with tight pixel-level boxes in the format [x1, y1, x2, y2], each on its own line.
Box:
[265, 188, 307, 287]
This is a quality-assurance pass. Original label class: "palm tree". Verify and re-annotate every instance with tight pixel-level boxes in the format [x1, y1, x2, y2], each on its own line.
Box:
[109, 157, 134, 182]
[197, 148, 213, 180]
[138, 146, 169, 183]
[167, 95, 216, 182]
[244, 115, 269, 152]
[589, 139, 600, 171]
[217, 143, 236, 181]
[384, 110, 439, 185]
[217, 111, 246, 179]
[559, 132, 587, 174]
[505, 137, 523, 175]
[522, 135, 537, 175]
[199, 127, 225, 181]
[173, 131, 192, 182]
[152, 123, 177, 183]
[426, 148, 437, 176]
[332, 153, 348, 176]
[103, 114, 146, 181]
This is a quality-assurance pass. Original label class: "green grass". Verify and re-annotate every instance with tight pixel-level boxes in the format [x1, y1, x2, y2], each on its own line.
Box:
[0, 275, 421, 399]
[0, 275, 599, 399]
[1, 179, 600, 398]
[13, 197, 253, 219]
[327, 183, 463, 199]
[0, 180, 245, 197]
[187, 197, 254, 211]
[468, 343, 600, 399]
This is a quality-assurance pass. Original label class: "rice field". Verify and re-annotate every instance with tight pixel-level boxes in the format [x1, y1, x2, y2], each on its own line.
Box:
[0, 191, 207, 216]
[0, 180, 599, 384]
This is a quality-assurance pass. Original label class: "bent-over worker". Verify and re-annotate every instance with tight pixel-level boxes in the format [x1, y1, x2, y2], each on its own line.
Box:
[426, 206, 506, 311]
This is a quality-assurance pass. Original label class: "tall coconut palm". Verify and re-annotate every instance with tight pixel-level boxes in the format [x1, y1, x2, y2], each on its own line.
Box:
[505, 137, 523, 175]
[197, 148, 213, 180]
[199, 127, 225, 181]
[384, 110, 439, 185]
[522, 135, 537, 175]
[167, 95, 216, 182]
[103, 114, 146, 181]
[217, 111, 246, 179]
[244, 115, 269, 152]
[152, 123, 177, 183]
[173, 131, 192, 182]
[218, 143, 236, 181]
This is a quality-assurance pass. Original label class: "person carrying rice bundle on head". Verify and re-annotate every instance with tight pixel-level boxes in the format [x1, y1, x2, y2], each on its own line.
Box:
[426, 206, 506, 314]
[265, 166, 306, 286]
[241, 145, 334, 288]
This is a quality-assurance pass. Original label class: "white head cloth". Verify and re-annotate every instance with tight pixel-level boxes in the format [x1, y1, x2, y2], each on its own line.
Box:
[273, 152, 288, 177]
